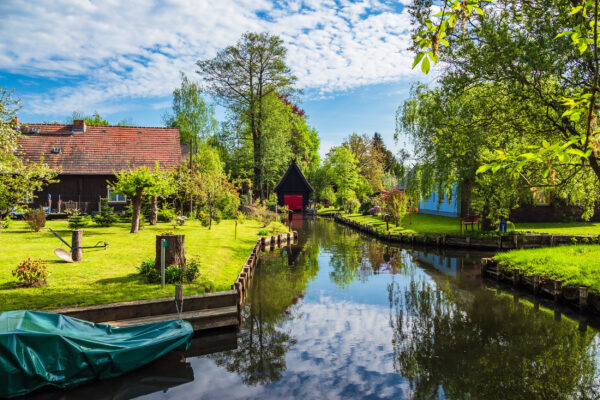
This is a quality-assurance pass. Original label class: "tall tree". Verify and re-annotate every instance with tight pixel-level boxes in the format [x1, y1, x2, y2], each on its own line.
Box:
[164, 73, 218, 147]
[197, 32, 296, 200]
[343, 133, 386, 193]
[0, 90, 56, 231]
[324, 146, 368, 209]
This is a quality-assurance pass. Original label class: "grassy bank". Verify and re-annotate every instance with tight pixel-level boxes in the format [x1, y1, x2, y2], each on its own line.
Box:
[336, 211, 600, 237]
[0, 219, 262, 311]
[338, 212, 463, 235]
[494, 245, 600, 293]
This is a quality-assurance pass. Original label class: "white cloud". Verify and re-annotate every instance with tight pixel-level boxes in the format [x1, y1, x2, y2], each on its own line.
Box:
[0, 0, 417, 115]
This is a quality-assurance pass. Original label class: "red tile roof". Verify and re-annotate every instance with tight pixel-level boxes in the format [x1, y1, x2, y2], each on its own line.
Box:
[17, 124, 182, 175]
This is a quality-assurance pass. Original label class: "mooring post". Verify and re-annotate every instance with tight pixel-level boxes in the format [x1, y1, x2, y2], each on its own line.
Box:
[513, 268, 520, 287]
[533, 274, 540, 294]
[553, 280, 562, 302]
[71, 230, 83, 262]
[175, 284, 183, 318]
[554, 309, 561, 321]
[579, 287, 589, 309]
[161, 239, 166, 288]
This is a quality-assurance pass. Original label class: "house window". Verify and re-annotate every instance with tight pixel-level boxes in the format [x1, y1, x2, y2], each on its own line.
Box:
[107, 188, 126, 203]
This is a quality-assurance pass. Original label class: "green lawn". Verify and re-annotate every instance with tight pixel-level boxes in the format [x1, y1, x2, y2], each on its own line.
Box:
[0, 219, 262, 311]
[513, 222, 600, 236]
[494, 245, 600, 293]
[317, 207, 342, 215]
[340, 212, 600, 237]
[341, 212, 463, 235]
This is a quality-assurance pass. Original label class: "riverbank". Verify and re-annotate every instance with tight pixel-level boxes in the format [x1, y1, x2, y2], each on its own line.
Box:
[0, 219, 263, 311]
[494, 246, 600, 293]
[327, 213, 597, 251]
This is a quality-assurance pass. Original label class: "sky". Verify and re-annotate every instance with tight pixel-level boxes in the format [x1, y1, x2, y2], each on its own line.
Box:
[0, 0, 434, 157]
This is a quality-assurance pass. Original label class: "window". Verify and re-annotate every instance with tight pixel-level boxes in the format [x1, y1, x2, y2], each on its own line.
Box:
[107, 188, 126, 203]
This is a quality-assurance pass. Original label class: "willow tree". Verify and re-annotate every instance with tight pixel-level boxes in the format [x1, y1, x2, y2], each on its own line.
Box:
[197, 32, 296, 200]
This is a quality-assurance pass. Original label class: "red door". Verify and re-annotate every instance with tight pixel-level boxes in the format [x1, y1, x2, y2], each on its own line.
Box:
[284, 195, 303, 210]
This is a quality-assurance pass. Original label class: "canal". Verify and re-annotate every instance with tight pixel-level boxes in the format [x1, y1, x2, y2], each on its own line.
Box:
[33, 217, 600, 399]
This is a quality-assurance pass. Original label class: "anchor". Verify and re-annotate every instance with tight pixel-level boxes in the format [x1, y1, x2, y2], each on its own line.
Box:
[48, 227, 108, 262]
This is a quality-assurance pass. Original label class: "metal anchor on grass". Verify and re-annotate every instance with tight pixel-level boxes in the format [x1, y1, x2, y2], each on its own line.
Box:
[48, 227, 108, 263]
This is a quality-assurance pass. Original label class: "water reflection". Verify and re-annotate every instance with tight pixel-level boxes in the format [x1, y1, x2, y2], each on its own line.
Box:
[25, 218, 600, 399]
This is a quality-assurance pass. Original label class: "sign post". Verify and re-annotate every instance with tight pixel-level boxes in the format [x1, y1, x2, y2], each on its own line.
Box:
[161, 239, 167, 288]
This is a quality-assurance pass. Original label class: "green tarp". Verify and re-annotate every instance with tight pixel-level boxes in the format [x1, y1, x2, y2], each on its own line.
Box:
[0, 310, 193, 398]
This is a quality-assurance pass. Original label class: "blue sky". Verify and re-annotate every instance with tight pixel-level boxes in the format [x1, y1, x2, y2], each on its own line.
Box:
[0, 0, 430, 156]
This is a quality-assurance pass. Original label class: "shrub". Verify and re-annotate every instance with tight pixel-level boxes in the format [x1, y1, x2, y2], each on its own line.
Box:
[24, 208, 46, 232]
[359, 201, 373, 215]
[258, 228, 269, 236]
[146, 268, 160, 284]
[138, 258, 155, 276]
[175, 215, 187, 226]
[165, 265, 184, 284]
[266, 221, 288, 235]
[185, 259, 201, 283]
[68, 209, 89, 229]
[94, 198, 117, 227]
[345, 197, 360, 213]
[119, 202, 133, 222]
[1, 215, 12, 230]
[157, 204, 176, 223]
[12, 258, 48, 287]
[368, 206, 381, 215]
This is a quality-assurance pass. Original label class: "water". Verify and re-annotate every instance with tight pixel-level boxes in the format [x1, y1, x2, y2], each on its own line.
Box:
[32, 217, 600, 399]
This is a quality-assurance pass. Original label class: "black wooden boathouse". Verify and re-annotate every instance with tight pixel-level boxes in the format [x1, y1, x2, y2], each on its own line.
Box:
[274, 160, 313, 211]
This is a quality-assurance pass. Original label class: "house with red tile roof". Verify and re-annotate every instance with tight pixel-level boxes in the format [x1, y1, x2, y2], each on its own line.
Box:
[17, 120, 182, 214]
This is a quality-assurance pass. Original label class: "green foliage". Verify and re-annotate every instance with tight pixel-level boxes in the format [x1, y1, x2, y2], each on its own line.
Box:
[165, 265, 184, 284]
[0, 90, 57, 222]
[185, 259, 201, 283]
[265, 221, 288, 235]
[345, 197, 360, 214]
[359, 200, 373, 216]
[12, 258, 48, 287]
[94, 198, 117, 227]
[1, 215, 11, 229]
[157, 204, 175, 223]
[324, 146, 365, 208]
[24, 208, 46, 232]
[164, 73, 218, 146]
[495, 245, 600, 292]
[258, 228, 269, 236]
[68, 209, 89, 229]
[321, 185, 336, 206]
[111, 164, 174, 233]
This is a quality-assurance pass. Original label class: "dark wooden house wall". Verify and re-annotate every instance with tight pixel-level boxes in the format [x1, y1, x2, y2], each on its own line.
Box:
[32, 174, 126, 214]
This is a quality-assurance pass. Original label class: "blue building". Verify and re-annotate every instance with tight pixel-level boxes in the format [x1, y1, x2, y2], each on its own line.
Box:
[417, 183, 461, 218]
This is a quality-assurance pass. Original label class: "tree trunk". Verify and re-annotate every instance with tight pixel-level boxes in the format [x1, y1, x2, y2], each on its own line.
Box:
[155, 234, 186, 270]
[71, 230, 83, 262]
[481, 202, 493, 231]
[150, 196, 158, 225]
[130, 188, 143, 233]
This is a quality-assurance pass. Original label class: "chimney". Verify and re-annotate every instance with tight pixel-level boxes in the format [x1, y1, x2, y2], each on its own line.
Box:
[72, 119, 86, 132]
[10, 116, 19, 130]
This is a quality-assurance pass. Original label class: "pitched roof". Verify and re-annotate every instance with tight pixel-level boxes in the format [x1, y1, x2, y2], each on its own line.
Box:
[274, 160, 314, 193]
[17, 124, 182, 175]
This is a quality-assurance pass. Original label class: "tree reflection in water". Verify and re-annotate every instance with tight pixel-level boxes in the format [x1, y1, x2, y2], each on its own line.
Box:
[388, 278, 600, 399]
[209, 241, 319, 385]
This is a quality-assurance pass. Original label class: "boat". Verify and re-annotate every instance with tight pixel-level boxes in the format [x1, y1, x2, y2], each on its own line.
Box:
[0, 310, 193, 398]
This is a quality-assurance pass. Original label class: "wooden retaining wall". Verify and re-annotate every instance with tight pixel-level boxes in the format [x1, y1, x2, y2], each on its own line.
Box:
[232, 232, 298, 306]
[481, 258, 600, 315]
[326, 213, 598, 251]
[49, 232, 299, 331]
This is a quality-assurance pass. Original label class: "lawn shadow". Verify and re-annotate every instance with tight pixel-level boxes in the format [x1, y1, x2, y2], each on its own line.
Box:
[95, 273, 141, 285]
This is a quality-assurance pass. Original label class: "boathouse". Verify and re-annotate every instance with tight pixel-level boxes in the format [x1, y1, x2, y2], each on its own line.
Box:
[17, 120, 182, 213]
[274, 160, 313, 211]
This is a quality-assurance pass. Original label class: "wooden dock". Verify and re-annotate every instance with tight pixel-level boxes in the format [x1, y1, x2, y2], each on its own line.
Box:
[48, 232, 298, 331]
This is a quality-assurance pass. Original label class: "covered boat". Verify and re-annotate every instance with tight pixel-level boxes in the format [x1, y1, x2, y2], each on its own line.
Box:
[0, 310, 193, 398]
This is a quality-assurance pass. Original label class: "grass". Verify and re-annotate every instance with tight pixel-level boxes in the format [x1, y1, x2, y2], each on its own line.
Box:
[339, 211, 600, 237]
[0, 218, 262, 311]
[341, 212, 463, 235]
[317, 207, 342, 215]
[513, 222, 600, 236]
[494, 245, 600, 293]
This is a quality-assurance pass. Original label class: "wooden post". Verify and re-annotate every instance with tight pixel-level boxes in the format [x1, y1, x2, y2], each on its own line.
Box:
[579, 287, 589, 309]
[554, 309, 561, 321]
[71, 230, 83, 262]
[513, 235, 518, 249]
[175, 284, 183, 303]
[98, 196, 102, 213]
[553, 280, 562, 301]
[513, 268, 520, 287]
[533, 274, 540, 294]
[58, 194, 62, 213]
